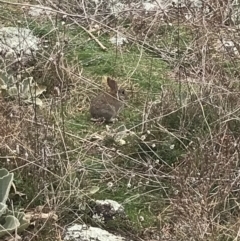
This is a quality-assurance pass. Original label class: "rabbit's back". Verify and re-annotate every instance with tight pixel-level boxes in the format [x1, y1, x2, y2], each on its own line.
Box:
[90, 93, 122, 122]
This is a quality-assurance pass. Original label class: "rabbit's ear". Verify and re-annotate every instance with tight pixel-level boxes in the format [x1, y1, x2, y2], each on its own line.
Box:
[107, 77, 118, 91]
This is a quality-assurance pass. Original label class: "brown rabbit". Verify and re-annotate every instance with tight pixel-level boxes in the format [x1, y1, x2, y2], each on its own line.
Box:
[90, 77, 127, 123]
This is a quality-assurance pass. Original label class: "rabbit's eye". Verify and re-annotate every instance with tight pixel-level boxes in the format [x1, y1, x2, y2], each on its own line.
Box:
[120, 90, 125, 95]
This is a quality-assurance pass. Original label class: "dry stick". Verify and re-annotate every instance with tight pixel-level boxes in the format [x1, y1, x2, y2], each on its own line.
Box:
[70, 19, 107, 51]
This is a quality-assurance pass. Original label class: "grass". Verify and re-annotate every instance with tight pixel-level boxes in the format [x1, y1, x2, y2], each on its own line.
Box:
[1, 1, 240, 241]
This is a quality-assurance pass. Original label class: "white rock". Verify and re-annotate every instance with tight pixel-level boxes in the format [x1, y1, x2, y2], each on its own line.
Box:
[116, 139, 126, 146]
[64, 224, 131, 241]
[110, 2, 126, 15]
[142, 2, 157, 11]
[0, 27, 39, 58]
[28, 5, 53, 17]
[95, 199, 124, 212]
[110, 33, 128, 46]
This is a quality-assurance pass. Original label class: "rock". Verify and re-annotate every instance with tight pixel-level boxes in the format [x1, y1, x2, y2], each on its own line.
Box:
[96, 199, 124, 213]
[110, 33, 128, 46]
[64, 224, 132, 241]
[28, 5, 53, 17]
[0, 27, 39, 60]
[93, 199, 125, 223]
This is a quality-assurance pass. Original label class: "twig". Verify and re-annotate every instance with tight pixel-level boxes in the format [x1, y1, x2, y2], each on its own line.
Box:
[71, 19, 107, 51]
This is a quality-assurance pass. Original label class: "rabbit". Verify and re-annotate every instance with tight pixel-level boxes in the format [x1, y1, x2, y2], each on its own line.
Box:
[90, 77, 127, 123]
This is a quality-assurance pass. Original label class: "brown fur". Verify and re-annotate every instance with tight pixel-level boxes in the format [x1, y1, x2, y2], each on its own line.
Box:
[89, 78, 127, 122]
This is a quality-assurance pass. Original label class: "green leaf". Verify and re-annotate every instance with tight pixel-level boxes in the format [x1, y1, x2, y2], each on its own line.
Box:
[8, 210, 30, 233]
[0, 215, 20, 238]
[21, 77, 32, 98]
[0, 168, 29, 238]
[8, 86, 18, 97]
[24, 97, 43, 106]
[0, 168, 14, 204]
[33, 97, 43, 106]
[86, 186, 100, 195]
[0, 76, 7, 90]
[0, 203, 7, 216]
[30, 83, 46, 97]
[0, 84, 7, 90]
[0, 76, 6, 86]
[0, 71, 13, 86]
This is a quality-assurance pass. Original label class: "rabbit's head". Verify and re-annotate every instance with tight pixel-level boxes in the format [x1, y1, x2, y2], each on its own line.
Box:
[107, 77, 127, 102]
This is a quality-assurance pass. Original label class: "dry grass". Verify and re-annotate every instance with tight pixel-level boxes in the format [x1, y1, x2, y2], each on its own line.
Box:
[1, 0, 240, 240]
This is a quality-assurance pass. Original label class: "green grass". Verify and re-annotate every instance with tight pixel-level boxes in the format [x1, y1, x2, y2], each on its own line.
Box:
[90, 181, 165, 231]
[61, 26, 189, 234]
[65, 28, 170, 90]
[155, 24, 194, 53]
